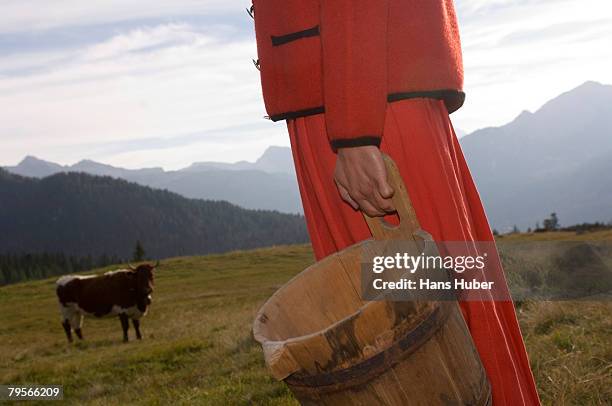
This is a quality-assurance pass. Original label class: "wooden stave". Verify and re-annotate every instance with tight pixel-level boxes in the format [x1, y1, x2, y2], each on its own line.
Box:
[284, 302, 491, 405]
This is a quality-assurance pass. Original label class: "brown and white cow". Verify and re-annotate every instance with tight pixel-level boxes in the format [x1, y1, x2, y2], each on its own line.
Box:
[56, 262, 157, 342]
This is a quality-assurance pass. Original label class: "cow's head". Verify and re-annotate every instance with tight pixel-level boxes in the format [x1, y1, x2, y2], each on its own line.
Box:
[128, 261, 158, 307]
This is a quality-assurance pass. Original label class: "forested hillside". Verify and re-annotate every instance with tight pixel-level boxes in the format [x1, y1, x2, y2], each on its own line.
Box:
[6, 146, 303, 214]
[0, 169, 308, 263]
[0, 252, 121, 285]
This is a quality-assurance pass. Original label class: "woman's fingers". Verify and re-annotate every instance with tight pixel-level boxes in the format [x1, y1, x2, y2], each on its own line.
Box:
[351, 186, 391, 216]
[374, 192, 395, 213]
[376, 176, 395, 200]
[335, 179, 359, 210]
[335, 174, 384, 215]
[334, 146, 397, 216]
[373, 173, 395, 213]
[355, 198, 386, 217]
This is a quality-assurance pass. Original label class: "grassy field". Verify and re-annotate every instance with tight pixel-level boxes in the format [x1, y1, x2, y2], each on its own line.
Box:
[1, 232, 610, 405]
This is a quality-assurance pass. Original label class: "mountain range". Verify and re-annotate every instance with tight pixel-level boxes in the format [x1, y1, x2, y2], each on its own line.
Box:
[0, 169, 308, 259]
[5, 81, 612, 231]
[6, 146, 302, 214]
[460, 81, 612, 230]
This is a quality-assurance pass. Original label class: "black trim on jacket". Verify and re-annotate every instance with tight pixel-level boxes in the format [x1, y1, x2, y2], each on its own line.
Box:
[268, 89, 465, 122]
[330, 136, 381, 150]
[271, 26, 320, 46]
[388, 89, 465, 113]
[269, 106, 325, 122]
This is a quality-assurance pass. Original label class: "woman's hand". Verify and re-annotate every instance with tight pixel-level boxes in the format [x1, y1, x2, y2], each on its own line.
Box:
[334, 146, 395, 217]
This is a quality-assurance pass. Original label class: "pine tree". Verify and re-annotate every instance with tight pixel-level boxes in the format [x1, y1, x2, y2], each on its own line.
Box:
[543, 212, 559, 231]
[133, 241, 145, 262]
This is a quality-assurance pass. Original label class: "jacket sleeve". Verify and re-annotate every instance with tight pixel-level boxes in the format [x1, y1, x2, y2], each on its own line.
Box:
[320, 0, 388, 150]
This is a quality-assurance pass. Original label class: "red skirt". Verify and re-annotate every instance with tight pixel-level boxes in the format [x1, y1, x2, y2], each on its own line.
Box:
[287, 98, 540, 405]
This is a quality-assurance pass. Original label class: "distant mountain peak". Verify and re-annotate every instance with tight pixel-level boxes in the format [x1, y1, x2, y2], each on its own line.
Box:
[75, 159, 97, 165]
[184, 146, 293, 175]
[254, 146, 294, 173]
[547, 80, 609, 102]
[260, 145, 288, 154]
[576, 80, 603, 89]
[514, 110, 533, 121]
[459, 80, 612, 230]
[257, 146, 290, 161]
[533, 80, 612, 123]
[21, 155, 36, 162]
[7, 155, 64, 178]
[20, 155, 55, 165]
[72, 159, 113, 169]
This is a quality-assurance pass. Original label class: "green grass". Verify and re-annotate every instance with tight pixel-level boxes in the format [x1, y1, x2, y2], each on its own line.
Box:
[1, 235, 610, 405]
[0, 245, 313, 405]
[520, 301, 611, 405]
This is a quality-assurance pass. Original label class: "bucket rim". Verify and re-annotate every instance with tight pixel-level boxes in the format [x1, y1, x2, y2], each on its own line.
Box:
[252, 238, 380, 344]
[252, 237, 437, 345]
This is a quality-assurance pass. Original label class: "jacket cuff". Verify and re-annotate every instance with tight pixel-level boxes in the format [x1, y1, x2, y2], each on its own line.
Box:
[330, 136, 381, 151]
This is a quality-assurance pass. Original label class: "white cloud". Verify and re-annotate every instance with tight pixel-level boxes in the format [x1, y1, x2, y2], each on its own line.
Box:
[452, 0, 612, 132]
[1, 0, 611, 168]
[102, 126, 286, 170]
[81, 23, 203, 60]
[0, 0, 235, 34]
[0, 20, 289, 168]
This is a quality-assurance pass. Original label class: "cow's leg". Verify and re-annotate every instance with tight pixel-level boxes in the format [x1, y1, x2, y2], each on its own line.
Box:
[69, 312, 84, 341]
[132, 319, 142, 340]
[62, 319, 73, 343]
[60, 304, 79, 343]
[119, 314, 130, 342]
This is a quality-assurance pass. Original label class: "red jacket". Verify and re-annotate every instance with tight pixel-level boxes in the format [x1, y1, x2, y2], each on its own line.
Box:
[253, 0, 464, 149]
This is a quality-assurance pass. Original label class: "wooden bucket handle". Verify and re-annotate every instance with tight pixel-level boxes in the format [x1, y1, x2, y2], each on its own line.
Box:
[363, 154, 421, 240]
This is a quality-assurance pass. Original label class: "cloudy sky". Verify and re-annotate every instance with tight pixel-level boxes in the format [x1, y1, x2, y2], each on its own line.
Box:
[1, 0, 611, 169]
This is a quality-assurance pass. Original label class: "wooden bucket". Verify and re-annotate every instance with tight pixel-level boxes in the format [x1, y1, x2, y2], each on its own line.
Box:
[253, 155, 491, 405]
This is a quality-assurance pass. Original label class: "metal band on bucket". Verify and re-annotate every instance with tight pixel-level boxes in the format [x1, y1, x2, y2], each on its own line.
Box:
[285, 302, 454, 395]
